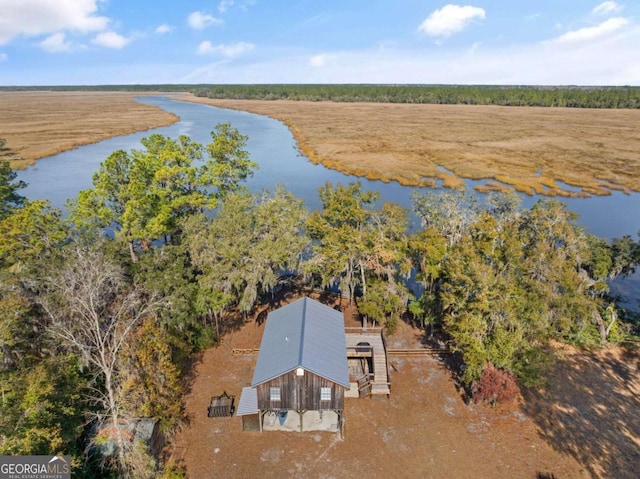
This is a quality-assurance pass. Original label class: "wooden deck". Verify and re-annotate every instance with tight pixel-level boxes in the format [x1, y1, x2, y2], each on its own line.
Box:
[345, 328, 390, 396]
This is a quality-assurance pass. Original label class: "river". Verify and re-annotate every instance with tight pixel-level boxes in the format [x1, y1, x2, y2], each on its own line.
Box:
[15, 96, 640, 308]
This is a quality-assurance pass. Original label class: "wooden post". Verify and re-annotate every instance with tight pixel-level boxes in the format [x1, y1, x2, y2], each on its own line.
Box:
[299, 410, 305, 432]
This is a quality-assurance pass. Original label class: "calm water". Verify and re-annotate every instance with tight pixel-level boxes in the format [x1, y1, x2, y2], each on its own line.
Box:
[18, 96, 412, 218]
[16, 96, 640, 307]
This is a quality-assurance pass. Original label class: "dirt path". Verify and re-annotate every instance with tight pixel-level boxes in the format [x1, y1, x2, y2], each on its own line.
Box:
[168, 293, 639, 479]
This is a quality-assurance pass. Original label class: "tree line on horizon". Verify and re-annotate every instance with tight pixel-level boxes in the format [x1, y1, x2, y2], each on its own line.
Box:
[2, 84, 640, 109]
[0, 126, 639, 477]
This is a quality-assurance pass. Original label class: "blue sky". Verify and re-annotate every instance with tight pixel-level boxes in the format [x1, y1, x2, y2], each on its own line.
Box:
[1, 0, 639, 85]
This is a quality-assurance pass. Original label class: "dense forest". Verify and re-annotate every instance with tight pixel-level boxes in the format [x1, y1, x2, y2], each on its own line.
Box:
[191, 84, 640, 108]
[0, 126, 638, 478]
[2, 84, 640, 108]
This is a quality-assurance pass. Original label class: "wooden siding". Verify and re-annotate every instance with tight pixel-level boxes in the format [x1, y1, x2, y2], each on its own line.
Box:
[256, 370, 344, 411]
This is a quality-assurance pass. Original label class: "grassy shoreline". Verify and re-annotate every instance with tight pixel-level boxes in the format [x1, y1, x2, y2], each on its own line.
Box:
[0, 91, 179, 169]
[3, 91, 640, 198]
[175, 94, 640, 197]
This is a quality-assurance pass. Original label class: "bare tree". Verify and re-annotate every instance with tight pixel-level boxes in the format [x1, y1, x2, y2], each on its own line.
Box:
[37, 247, 159, 476]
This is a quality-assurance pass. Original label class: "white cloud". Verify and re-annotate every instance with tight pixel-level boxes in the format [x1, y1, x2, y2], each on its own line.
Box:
[553, 17, 629, 43]
[0, 0, 109, 45]
[180, 21, 640, 86]
[592, 1, 622, 16]
[187, 11, 222, 30]
[155, 24, 174, 34]
[197, 41, 254, 57]
[469, 42, 481, 55]
[39, 32, 73, 52]
[418, 4, 485, 38]
[0, 52, 7, 61]
[91, 30, 130, 49]
[218, 0, 234, 14]
[309, 53, 337, 68]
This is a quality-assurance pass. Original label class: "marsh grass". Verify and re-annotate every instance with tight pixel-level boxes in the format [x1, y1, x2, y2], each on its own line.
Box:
[5, 91, 640, 198]
[0, 91, 178, 168]
[180, 95, 640, 197]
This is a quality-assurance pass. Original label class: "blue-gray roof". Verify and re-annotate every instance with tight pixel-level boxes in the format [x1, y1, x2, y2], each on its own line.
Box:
[251, 297, 349, 388]
[236, 387, 258, 416]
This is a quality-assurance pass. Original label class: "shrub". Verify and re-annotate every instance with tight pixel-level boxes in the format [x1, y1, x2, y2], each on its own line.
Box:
[471, 363, 519, 405]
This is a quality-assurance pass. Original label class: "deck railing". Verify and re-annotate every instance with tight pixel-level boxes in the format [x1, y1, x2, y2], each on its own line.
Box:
[344, 327, 383, 334]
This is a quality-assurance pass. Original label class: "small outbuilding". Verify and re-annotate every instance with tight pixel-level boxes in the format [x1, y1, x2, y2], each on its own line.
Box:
[236, 387, 260, 431]
[241, 296, 349, 434]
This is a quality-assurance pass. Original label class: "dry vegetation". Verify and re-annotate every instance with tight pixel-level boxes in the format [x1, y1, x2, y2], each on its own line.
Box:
[0, 91, 178, 168]
[178, 95, 640, 197]
[171, 292, 640, 479]
[4, 91, 639, 197]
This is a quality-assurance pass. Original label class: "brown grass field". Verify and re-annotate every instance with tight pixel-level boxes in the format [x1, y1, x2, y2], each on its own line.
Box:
[0, 91, 178, 168]
[178, 95, 640, 197]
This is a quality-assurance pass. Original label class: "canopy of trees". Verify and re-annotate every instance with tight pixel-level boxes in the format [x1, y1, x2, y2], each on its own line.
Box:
[3, 85, 639, 108]
[192, 84, 640, 108]
[70, 123, 256, 262]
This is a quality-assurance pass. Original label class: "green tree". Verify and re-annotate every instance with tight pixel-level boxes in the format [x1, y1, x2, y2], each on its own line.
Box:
[306, 182, 411, 328]
[305, 182, 378, 302]
[609, 235, 640, 278]
[0, 160, 26, 221]
[185, 186, 309, 318]
[438, 198, 612, 385]
[0, 287, 38, 372]
[408, 227, 447, 335]
[0, 354, 85, 457]
[203, 123, 256, 200]
[411, 188, 478, 247]
[70, 125, 257, 262]
[119, 317, 183, 432]
[358, 278, 410, 333]
[133, 243, 211, 353]
[0, 200, 67, 272]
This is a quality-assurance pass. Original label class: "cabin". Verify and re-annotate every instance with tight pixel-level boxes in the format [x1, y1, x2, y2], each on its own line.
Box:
[237, 297, 349, 434]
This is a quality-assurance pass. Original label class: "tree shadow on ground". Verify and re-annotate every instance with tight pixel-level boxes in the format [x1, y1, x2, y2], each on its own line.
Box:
[522, 345, 640, 479]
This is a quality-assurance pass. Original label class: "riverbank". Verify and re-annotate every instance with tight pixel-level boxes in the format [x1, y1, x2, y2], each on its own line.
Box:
[176, 93, 640, 197]
[4, 91, 640, 198]
[0, 91, 179, 168]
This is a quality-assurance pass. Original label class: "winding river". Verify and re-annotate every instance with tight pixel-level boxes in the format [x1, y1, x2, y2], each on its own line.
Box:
[16, 96, 640, 308]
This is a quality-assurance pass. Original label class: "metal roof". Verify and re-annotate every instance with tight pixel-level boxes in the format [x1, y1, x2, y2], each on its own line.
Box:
[236, 387, 259, 416]
[251, 297, 349, 388]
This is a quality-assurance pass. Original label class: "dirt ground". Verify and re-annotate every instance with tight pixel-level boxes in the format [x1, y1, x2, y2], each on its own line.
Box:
[0, 91, 178, 167]
[179, 95, 640, 197]
[169, 292, 640, 478]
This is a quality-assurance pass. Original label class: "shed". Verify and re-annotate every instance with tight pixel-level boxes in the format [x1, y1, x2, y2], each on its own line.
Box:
[236, 387, 260, 431]
[250, 297, 349, 433]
